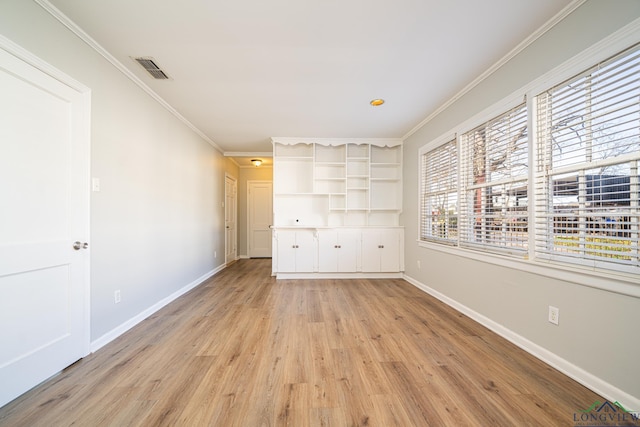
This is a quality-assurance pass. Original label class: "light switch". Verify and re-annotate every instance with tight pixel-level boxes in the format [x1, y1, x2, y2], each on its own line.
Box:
[92, 177, 100, 192]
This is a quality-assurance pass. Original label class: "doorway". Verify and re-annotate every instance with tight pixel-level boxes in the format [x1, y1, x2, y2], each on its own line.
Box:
[225, 174, 238, 265]
[247, 181, 273, 258]
[0, 41, 90, 407]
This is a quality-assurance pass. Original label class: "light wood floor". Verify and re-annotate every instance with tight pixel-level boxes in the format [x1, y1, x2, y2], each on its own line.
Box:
[0, 259, 601, 426]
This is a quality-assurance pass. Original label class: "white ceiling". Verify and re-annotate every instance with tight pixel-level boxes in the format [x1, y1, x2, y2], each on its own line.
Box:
[48, 0, 574, 155]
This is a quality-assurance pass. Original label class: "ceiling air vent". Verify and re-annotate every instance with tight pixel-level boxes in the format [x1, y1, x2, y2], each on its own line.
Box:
[133, 57, 171, 80]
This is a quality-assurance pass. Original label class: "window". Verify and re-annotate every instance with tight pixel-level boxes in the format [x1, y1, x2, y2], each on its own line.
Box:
[535, 45, 640, 272]
[420, 138, 457, 243]
[460, 103, 529, 255]
[419, 41, 640, 276]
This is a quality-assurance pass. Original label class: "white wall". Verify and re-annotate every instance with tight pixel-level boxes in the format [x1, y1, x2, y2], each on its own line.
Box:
[0, 1, 239, 344]
[402, 0, 640, 407]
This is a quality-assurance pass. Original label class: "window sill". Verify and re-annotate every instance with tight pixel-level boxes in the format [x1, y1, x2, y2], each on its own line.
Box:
[416, 240, 640, 298]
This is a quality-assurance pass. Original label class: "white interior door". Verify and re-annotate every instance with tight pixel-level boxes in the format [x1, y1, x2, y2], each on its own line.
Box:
[225, 174, 237, 264]
[0, 45, 90, 407]
[248, 181, 273, 258]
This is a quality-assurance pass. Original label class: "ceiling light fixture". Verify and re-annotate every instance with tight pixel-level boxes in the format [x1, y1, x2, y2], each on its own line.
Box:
[251, 159, 262, 167]
[370, 98, 385, 107]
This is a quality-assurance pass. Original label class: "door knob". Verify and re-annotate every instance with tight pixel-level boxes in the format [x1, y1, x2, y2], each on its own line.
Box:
[73, 241, 89, 250]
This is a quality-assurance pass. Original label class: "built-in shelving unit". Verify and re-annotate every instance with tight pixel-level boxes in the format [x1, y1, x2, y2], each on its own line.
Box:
[271, 137, 404, 279]
[272, 138, 402, 227]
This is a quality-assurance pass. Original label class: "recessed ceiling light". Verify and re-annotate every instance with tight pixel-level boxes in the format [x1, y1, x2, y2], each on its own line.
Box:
[370, 99, 385, 107]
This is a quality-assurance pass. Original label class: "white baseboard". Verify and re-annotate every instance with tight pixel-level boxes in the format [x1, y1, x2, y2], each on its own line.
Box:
[90, 264, 225, 353]
[276, 272, 403, 280]
[403, 274, 640, 413]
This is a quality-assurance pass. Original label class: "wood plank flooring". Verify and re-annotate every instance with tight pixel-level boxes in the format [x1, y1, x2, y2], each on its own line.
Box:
[0, 259, 602, 426]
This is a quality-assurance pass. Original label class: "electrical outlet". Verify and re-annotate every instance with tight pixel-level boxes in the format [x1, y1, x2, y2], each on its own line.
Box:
[214, 251, 217, 258]
[114, 290, 121, 304]
[548, 306, 559, 325]
[417, 260, 421, 269]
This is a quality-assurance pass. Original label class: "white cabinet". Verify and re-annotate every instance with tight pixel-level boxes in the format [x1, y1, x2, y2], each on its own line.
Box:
[361, 229, 403, 273]
[275, 229, 316, 273]
[317, 229, 358, 273]
[272, 227, 404, 277]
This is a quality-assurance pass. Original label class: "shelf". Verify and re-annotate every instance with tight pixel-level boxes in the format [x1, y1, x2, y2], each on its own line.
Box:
[371, 163, 401, 180]
[315, 164, 345, 180]
[347, 144, 369, 158]
[371, 145, 401, 163]
[315, 179, 346, 194]
[316, 144, 345, 163]
[347, 159, 369, 176]
[370, 180, 400, 210]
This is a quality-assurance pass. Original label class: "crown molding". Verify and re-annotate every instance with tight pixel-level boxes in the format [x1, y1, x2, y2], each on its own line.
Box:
[224, 151, 273, 157]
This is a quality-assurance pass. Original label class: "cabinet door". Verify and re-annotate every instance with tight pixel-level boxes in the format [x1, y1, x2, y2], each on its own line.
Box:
[318, 229, 358, 273]
[317, 230, 338, 272]
[361, 230, 381, 272]
[294, 230, 316, 272]
[336, 230, 358, 272]
[378, 229, 400, 272]
[276, 231, 298, 273]
[361, 229, 400, 272]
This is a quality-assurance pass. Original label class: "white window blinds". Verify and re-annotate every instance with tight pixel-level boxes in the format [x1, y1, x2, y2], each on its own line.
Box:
[535, 45, 640, 271]
[421, 138, 458, 243]
[459, 103, 529, 255]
